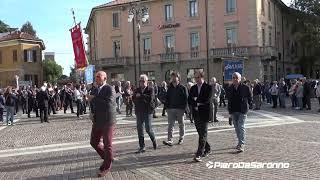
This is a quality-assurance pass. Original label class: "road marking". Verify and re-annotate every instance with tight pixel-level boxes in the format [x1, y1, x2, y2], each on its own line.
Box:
[0, 114, 304, 158]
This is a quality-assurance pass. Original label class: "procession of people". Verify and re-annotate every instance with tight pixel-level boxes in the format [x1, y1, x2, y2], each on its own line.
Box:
[0, 70, 320, 177]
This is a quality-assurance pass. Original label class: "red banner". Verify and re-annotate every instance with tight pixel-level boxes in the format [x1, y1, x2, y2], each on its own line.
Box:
[70, 24, 87, 69]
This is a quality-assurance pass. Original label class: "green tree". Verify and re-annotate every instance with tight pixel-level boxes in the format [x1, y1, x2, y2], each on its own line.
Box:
[290, 0, 320, 77]
[0, 20, 10, 33]
[20, 21, 37, 37]
[69, 66, 77, 82]
[43, 59, 63, 84]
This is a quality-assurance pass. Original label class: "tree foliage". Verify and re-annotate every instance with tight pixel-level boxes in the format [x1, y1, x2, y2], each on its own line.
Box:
[0, 20, 10, 33]
[43, 59, 63, 84]
[290, 0, 320, 77]
[20, 21, 37, 37]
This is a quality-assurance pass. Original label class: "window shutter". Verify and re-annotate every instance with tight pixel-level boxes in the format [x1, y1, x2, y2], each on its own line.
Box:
[24, 50, 28, 62]
[33, 50, 37, 62]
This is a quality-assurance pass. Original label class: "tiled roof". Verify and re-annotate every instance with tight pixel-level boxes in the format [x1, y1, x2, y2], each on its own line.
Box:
[94, 0, 141, 9]
[0, 31, 40, 42]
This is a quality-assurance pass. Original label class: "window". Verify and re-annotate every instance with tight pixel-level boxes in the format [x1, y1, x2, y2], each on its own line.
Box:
[187, 68, 203, 83]
[142, 71, 155, 81]
[0, 51, 2, 64]
[33, 50, 37, 62]
[190, 32, 200, 58]
[13, 50, 17, 62]
[112, 12, 119, 28]
[226, 0, 236, 13]
[164, 4, 173, 22]
[143, 37, 151, 55]
[113, 40, 121, 57]
[34, 75, 38, 86]
[189, 0, 198, 17]
[111, 73, 124, 82]
[24, 50, 33, 62]
[269, 28, 272, 46]
[142, 8, 150, 24]
[261, 0, 265, 15]
[270, 66, 274, 73]
[226, 27, 237, 45]
[190, 32, 200, 49]
[263, 75, 268, 82]
[164, 34, 174, 53]
[262, 28, 266, 46]
[264, 65, 268, 72]
[268, 1, 271, 20]
[24, 74, 32, 81]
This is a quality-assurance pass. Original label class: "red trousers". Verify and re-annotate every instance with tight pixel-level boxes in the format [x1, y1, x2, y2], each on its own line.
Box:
[90, 124, 114, 171]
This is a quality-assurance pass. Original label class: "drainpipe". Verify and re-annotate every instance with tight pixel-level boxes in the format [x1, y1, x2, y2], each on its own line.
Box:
[205, 0, 210, 81]
[274, 2, 278, 80]
[282, 12, 285, 78]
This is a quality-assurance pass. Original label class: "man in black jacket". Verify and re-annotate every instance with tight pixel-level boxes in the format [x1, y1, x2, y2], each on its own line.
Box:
[36, 86, 50, 123]
[228, 72, 253, 153]
[253, 79, 262, 110]
[188, 71, 213, 162]
[132, 74, 157, 153]
[163, 72, 188, 146]
[89, 71, 116, 177]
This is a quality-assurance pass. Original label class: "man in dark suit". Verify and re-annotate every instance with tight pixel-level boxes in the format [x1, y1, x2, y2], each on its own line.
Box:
[36, 86, 50, 123]
[132, 74, 157, 153]
[188, 71, 213, 162]
[89, 71, 116, 177]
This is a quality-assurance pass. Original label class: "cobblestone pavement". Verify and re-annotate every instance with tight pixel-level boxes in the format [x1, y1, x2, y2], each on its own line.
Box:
[0, 103, 319, 179]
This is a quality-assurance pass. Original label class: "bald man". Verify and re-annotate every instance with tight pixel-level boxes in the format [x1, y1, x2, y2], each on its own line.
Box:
[89, 71, 116, 177]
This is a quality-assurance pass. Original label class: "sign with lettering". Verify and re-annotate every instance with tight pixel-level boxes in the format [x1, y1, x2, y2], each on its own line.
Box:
[158, 23, 180, 30]
[224, 60, 244, 81]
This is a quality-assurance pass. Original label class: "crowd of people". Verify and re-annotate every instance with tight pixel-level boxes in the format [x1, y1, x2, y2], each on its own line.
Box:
[0, 70, 319, 177]
[0, 83, 91, 125]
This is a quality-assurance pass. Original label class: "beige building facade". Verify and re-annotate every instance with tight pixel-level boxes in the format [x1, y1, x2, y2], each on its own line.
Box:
[0, 31, 45, 87]
[86, 0, 320, 84]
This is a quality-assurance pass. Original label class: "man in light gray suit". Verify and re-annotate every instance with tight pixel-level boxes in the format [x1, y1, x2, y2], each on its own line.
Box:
[210, 77, 221, 122]
[89, 71, 116, 177]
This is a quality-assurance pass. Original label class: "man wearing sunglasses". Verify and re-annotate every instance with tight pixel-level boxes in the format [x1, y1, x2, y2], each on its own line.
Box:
[228, 72, 252, 153]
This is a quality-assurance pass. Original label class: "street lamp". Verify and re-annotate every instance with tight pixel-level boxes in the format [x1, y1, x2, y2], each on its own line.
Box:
[128, 5, 149, 86]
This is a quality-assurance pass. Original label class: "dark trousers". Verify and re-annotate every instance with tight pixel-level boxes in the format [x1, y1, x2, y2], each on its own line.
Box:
[219, 97, 226, 106]
[48, 102, 56, 115]
[136, 112, 156, 149]
[0, 108, 3, 121]
[194, 111, 211, 157]
[162, 106, 166, 116]
[272, 95, 278, 108]
[64, 99, 74, 113]
[126, 101, 133, 116]
[40, 107, 48, 122]
[22, 101, 27, 114]
[303, 96, 311, 109]
[28, 104, 39, 117]
[90, 124, 114, 171]
[76, 99, 83, 117]
[213, 99, 218, 120]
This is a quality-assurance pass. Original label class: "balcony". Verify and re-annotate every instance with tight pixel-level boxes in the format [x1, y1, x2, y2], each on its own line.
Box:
[210, 46, 277, 58]
[96, 56, 130, 67]
[160, 52, 180, 63]
[211, 46, 249, 57]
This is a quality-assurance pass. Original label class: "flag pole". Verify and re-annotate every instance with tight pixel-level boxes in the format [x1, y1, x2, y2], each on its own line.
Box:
[71, 8, 77, 26]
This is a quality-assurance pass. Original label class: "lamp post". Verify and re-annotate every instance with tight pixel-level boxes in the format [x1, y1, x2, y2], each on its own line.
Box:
[128, 5, 149, 86]
[15, 75, 19, 90]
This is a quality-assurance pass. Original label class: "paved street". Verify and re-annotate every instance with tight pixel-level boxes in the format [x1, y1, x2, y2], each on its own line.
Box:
[0, 100, 319, 179]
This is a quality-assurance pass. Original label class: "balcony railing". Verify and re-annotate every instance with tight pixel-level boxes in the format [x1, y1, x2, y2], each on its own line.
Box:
[160, 52, 180, 62]
[97, 56, 130, 67]
[211, 46, 249, 57]
[210, 46, 277, 58]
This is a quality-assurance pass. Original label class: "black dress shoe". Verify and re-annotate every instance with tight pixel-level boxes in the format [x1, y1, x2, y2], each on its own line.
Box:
[152, 141, 157, 150]
[202, 150, 212, 157]
[213, 119, 219, 122]
[135, 148, 146, 153]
